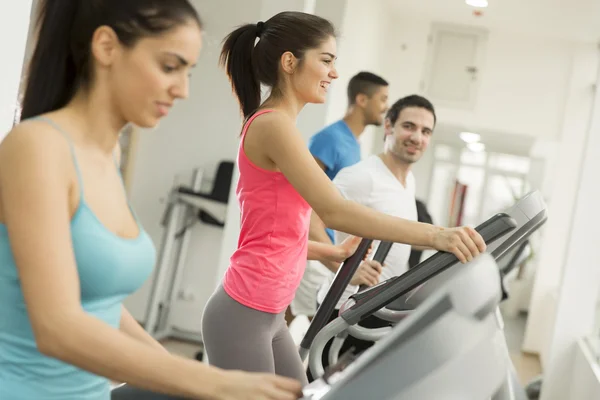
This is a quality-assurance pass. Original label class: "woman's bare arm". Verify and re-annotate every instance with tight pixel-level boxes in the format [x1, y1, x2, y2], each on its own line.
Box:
[253, 114, 485, 263]
[120, 306, 167, 353]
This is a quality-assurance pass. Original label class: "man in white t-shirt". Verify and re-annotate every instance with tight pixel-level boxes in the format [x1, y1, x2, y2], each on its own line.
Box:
[308, 94, 437, 380]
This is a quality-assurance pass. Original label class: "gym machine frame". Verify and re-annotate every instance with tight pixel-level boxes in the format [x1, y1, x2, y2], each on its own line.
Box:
[143, 168, 226, 346]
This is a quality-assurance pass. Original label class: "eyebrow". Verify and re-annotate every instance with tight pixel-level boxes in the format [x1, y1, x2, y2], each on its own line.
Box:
[321, 52, 337, 59]
[403, 121, 433, 131]
[164, 52, 196, 68]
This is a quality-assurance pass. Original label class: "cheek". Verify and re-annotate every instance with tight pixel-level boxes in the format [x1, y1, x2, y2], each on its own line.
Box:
[397, 130, 412, 142]
[116, 63, 165, 112]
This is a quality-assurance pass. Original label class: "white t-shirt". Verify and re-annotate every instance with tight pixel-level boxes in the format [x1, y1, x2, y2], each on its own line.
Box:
[316, 155, 418, 309]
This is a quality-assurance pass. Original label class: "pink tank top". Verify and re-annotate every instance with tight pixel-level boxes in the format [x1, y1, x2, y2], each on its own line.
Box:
[223, 109, 312, 313]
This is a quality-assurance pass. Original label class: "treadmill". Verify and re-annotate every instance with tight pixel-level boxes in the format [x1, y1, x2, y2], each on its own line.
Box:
[300, 190, 547, 400]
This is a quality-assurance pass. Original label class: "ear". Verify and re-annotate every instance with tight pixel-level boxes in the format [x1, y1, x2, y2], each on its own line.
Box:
[384, 118, 394, 137]
[90, 25, 121, 67]
[355, 93, 369, 108]
[280, 51, 299, 75]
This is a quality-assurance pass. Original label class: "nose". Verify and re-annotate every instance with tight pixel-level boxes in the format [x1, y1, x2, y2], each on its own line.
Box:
[330, 65, 339, 80]
[171, 75, 190, 100]
[409, 129, 423, 144]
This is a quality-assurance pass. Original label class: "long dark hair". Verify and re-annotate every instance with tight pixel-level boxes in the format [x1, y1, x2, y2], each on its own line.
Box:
[20, 0, 202, 121]
[220, 11, 336, 119]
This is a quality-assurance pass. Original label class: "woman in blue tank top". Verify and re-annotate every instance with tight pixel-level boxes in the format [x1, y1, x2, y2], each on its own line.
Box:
[0, 1, 302, 399]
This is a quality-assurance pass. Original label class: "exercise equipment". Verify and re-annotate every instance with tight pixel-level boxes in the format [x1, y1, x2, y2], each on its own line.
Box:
[301, 190, 547, 399]
[143, 162, 233, 359]
[302, 253, 508, 400]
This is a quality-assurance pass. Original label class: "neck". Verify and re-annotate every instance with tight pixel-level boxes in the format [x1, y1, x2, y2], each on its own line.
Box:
[262, 88, 306, 120]
[379, 152, 412, 186]
[61, 87, 127, 156]
[342, 108, 368, 139]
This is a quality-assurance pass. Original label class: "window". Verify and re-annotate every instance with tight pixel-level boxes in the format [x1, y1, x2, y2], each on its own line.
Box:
[480, 174, 526, 220]
[428, 162, 457, 226]
[456, 165, 485, 226]
[489, 153, 530, 174]
[460, 148, 487, 166]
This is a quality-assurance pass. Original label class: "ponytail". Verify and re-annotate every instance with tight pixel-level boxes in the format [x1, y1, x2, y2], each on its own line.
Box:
[21, 0, 80, 120]
[219, 23, 262, 119]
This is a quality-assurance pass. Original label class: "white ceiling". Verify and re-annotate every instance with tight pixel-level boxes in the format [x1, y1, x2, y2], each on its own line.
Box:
[385, 0, 600, 43]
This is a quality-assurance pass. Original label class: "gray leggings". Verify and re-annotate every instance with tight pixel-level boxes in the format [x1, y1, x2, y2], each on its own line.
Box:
[201, 286, 308, 386]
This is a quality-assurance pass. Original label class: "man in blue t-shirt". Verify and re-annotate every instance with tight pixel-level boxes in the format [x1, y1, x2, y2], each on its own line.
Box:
[287, 72, 390, 323]
[309, 72, 389, 244]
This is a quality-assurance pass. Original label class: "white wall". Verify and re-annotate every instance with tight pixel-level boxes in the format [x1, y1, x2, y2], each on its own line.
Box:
[0, 1, 32, 138]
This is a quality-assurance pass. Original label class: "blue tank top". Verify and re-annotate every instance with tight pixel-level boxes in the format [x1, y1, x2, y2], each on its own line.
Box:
[0, 117, 157, 400]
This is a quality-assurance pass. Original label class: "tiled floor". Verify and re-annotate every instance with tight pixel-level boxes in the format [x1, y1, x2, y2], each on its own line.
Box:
[164, 311, 542, 387]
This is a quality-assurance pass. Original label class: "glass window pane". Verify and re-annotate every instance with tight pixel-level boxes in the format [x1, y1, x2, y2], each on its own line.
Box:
[428, 162, 457, 227]
[489, 153, 531, 174]
[480, 174, 525, 219]
[460, 148, 487, 166]
[456, 166, 485, 227]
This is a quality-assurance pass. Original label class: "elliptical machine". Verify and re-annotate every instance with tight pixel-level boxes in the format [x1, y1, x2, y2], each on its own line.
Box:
[300, 190, 547, 400]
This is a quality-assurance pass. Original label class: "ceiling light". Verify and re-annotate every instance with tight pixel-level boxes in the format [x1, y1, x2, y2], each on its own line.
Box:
[466, 0, 488, 7]
[459, 132, 481, 143]
[467, 142, 486, 152]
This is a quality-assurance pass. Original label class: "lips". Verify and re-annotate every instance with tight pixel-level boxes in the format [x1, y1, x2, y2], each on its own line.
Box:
[405, 145, 420, 154]
[156, 102, 172, 116]
[320, 81, 330, 91]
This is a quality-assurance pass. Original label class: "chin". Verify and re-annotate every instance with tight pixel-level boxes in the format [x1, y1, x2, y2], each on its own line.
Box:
[304, 90, 327, 104]
[315, 93, 328, 104]
[131, 114, 161, 129]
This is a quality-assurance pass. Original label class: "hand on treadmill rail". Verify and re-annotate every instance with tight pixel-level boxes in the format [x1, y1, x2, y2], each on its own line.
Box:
[336, 235, 370, 261]
[431, 226, 486, 263]
[325, 235, 373, 264]
[218, 370, 303, 400]
[350, 260, 384, 287]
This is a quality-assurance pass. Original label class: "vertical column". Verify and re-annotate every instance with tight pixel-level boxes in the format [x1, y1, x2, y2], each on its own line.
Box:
[0, 0, 32, 138]
[540, 45, 600, 400]
[523, 43, 599, 365]
[304, 0, 317, 13]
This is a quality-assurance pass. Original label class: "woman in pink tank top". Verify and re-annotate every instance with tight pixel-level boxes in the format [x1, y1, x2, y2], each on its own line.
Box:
[201, 11, 487, 389]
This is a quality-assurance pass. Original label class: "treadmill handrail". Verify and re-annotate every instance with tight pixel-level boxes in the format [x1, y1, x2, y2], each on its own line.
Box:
[341, 213, 517, 326]
[299, 238, 373, 355]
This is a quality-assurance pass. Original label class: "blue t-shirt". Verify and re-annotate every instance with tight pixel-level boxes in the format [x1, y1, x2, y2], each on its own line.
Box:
[308, 120, 361, 242]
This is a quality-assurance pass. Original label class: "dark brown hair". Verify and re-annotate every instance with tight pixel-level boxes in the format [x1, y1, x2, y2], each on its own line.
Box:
[21, 0, 202, 120]
[220, 11, 336, 119]
[347, 71, 388, 105]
